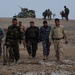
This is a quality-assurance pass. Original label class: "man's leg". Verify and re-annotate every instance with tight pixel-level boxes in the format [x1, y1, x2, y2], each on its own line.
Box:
[65, 14, 68, 21]
[54, 40, 60, 61]
[13, 44, 20, 62]
[26, 41, 32, 56]
[58, 40, 64, 62]
[0, 43, 2, 56]
[42, 41, 47, 56]
[46, 41, 50, 56]
[43, 41, 50, 60]
[67, 15, 68, 20]
[42, 41, 49, 60]
[32, 41, 38, 58]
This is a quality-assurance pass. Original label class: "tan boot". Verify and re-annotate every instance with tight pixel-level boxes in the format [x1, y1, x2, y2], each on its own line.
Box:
[46, 56, 48, 60]
[43, 56, 48, 61]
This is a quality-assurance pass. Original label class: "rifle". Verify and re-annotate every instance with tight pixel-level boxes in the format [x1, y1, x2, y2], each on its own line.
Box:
[3, 44, 7, 65]
[3, 43, 10, 65]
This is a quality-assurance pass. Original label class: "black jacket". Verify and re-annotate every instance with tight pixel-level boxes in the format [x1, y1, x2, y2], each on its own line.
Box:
[25, 26, 39, 42]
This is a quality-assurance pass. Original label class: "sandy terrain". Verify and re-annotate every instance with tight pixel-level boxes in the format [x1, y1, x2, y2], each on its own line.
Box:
[0, 18, 75, 75]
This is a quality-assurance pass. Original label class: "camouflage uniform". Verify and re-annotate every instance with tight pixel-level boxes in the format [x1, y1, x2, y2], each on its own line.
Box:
[5, 25, 21, 62]
[20, 25, 25, 40]
[51, 25, 68, 61]
[25, 26, 39, 58]
[39, 26, 51, 57]
[64, 7, 69, 20]
[0, 28, 4, 56]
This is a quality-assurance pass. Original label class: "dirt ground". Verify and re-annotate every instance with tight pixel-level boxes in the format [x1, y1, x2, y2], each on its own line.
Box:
[0, 18, 75, 75]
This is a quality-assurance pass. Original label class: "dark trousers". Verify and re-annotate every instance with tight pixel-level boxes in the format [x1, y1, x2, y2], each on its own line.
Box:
[65, 13, 69, 21]
[0, 43, 2, 56]
[8, 42, 20, 62]
[26, 40, 38, 58]
[42, 40, 50, 56]
[12, 45, 20, 61]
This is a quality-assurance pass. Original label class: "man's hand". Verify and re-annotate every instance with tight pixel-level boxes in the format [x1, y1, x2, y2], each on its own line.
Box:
[65, 41, 68, 44]
[38, 39, 42, 43]
[49, 42, 52, 46]
[19, 40, 21, 44]
[22, 40, 26, 45]
[4, 42, 8, 45]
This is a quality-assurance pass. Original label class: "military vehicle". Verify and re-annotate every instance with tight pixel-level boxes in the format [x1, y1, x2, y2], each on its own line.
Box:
[14, 7, 36, 18]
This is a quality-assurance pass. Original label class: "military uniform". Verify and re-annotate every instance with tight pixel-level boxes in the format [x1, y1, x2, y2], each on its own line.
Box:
[39, 26, 51, 59]
[0, 28, 4, 56]
[20, 25, 25, 40]
[51, 25, 68, 61]
[5, 25, 21, 62]
[64, 7, 69, 20]
[25, 26, 39, 58]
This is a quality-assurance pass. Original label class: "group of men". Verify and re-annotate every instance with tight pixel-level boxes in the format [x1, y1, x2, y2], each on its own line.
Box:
[60, 6, 70, 21]
[0, 18, 68, 64]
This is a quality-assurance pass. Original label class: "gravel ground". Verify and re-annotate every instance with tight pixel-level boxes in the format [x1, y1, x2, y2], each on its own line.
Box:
[0, 18, 75, 75]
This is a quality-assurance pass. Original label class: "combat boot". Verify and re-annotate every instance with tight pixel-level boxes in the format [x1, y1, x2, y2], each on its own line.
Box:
[43, 55, 48, 60]
[43, 56, 46, 60]
[28, 54, 32, 59]
[46, 56, 48, 60]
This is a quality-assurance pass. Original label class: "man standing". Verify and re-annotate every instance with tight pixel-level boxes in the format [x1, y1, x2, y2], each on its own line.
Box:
[25, 21, 39, 58]
[64, 6, 70, 21]
[19, 21, 25, 48]
[0, 28, 4, 56]
[39, 21, 51, 60]
[51, 18, 68, 63]
[5, 18, 21, 63]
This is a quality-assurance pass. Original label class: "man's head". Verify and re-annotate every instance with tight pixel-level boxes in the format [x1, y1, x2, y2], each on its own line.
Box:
[64, 6, 66, 8]
[43, 21, 48, 27]
[19, 21, 22, 26]
[55, 18, 60, 26]
[30, 21, 34, 27]
[12, 18, 17, 25]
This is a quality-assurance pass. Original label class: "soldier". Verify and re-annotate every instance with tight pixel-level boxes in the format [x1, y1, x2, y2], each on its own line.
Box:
[51, 18, 68, 63]
[5, 18, 21, 63]
[47, 9, 52, 20]
[64, 6, 70, 21]
[25, 21, 39, 58]
[42, 10, 47, 20]
[19, 21, 25, 48]
[0, 28, 4, 56]
[60, 10, 65, 19]
[39, 21, 51, 60]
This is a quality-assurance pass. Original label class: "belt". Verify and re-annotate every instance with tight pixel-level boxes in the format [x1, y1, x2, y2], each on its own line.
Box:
[53, 37, 64, 40]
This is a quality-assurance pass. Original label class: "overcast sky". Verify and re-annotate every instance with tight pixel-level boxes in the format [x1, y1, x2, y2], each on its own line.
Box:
[0, 0, 75, 19]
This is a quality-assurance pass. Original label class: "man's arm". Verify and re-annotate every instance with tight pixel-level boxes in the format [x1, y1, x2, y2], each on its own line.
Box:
[5, 27, 10, 43]
[0, 28, 4, 39]
[49, 27, 53, 44]
[38, 27, 42, 42]
[36, 27, 39, 39]
[25, 28, 29, 43]
[63, 27, 68, 44]
[36, 27, 40, 42]
[17, 26, 22, 44]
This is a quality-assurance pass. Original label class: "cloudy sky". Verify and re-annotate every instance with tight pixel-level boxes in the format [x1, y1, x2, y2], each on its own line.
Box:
[0, 0, 74, 19]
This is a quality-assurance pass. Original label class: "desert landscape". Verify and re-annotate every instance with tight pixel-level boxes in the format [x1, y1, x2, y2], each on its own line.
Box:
[0, 18, 75, 75]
